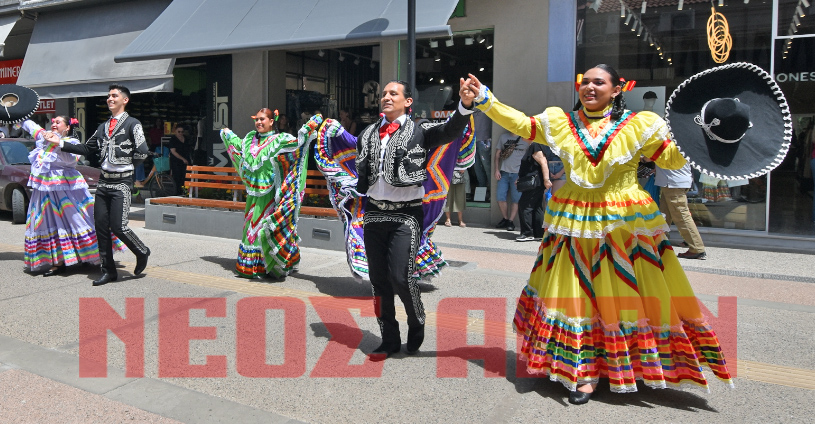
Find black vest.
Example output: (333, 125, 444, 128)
(355, 111, 470, 194)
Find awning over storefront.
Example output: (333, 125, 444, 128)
(0, 14, 20, 57)
(16, 0, 175, 99)
(115, 0, 459, 62)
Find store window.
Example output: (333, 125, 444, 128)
(774, 0, 815, 233)
(575, 0, 796, 233)
(415, 30, 494, 204)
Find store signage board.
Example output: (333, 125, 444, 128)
(35, 98, 56, 114)
(775, 72, 815, 83)
(0, 59, 22, 85)
(0, 58, 55, 114)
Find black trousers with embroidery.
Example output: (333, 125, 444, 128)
(94, 177, 150, 273)
(363, 204, 425, 347)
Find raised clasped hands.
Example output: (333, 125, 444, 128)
(43, 131, 60, 144)
(465, 74, 483, 98)
(459, 77, 476, 108)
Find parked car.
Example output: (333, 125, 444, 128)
(0, 138, 100, 224)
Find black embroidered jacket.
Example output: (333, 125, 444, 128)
(61, 112, 149, 166)
(356, 111, 470, 194)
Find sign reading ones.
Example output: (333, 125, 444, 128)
(775, 72, 815, 83)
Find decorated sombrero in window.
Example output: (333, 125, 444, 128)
(664, 62, 792, 180)
(0, 84, 40, 124)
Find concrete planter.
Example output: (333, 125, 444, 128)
(145, 199, 346, 251)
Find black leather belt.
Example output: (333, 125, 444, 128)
(101, 171, 134, 179)
(368, 198, 423, 211)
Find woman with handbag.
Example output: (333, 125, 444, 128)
(515, 142, 551, 241)
(444, 168, 468, 227)
(464, 65, 733, 404)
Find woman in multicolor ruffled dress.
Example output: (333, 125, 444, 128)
(21, 117, 125, 276)
(465, 65, 733, 404)
(220, 109, 321, 279)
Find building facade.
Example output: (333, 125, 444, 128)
(1, 0, 812, 249)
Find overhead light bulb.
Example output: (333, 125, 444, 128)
(445, 38, 454, 47)
(479, 67, 485, 72)
(625, 13, 632, 25)
(478, 35, 485, 43)
(637, 26, 643, 36)
(486, 43, 493, 49)
(678, 0, 684, 10)
(440, 79, 445, 83)
(621, 1, 626, 17)
(802, 0, 810, 8)
(338, 54, 345, 61)
(464, 37, 474, 45)
(434, 54, 441, 62)
(641, 1, 647, 13)
(429, 39, 438, 48)
(318, 49, 325, 57)
(796, 5, 806, 16)
(429, 77, 434, 82)
(794, 14, 801, 26)
(718, 0, 723, 6)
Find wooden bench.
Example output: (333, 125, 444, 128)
(149, 165, 337, 217)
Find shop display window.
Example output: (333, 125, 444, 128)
(575, 0, 815, 235)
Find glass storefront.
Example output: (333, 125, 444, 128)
(576, 0, 815, 236)
(414, 31, 495, 204)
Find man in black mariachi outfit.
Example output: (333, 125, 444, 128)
(357, 78, 476, 358)
(47, 84, 151, 286)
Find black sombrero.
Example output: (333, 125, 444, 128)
(665, 63, 792, 180)
(0, 84, 40, 124)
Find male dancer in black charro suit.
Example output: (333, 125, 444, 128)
(46, 84, 151, 286)
(356, 78, 476, 357)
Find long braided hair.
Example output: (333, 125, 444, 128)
(573, 64, 627, 121)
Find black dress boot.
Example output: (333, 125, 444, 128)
(92, 272, 118, 286)
(406, 325, 425, 355)
(134, 248, 151, 276)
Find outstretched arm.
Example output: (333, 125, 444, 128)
(465, 74, 544, 145)
(422, 77, 477, 149)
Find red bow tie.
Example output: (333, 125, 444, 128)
(379, 120, 400, 139)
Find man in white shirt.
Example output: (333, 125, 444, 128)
(48, 84, 151, 284)
(355, 78, 475, 358)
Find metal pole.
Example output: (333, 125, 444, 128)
(407, 0, 416, 98)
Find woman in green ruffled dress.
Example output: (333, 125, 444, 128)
(220, 109, 321, 278)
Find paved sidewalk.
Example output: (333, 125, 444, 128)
(1, 208, 814, 423)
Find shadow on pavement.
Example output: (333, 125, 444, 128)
(200, 255, 239, 273)
(483, 230, 519, 241)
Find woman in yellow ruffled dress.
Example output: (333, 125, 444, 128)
(465, 65, 733, 404)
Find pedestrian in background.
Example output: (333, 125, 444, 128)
(515, 142, 551, 242)
(493, 131, 527, 231)
(168, 124, 191, 195)
(653, 162, 707, 260)
(444, 168, 468, 227)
